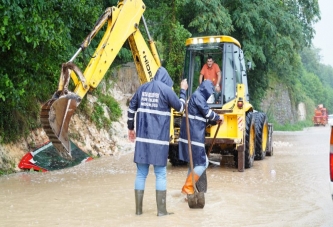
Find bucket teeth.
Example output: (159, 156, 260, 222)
(40, 93, 80, 160)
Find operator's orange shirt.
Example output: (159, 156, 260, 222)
(200, 63, 221, 86)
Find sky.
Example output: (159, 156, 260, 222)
(312, 0, 333, 67)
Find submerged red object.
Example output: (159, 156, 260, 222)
(18, 152, 48, 172)
(18, 141, 93, 171)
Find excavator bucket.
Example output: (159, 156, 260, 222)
(40, 92, 81, 160)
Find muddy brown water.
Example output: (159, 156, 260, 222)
(1, 126, 333, 227)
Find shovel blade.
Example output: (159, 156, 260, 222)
(187, 170, 207, 208)
(187, 192, 205, 209)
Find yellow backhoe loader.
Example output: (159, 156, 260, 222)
(168, 36, 274, 171)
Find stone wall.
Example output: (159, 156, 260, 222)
(260, 84, 303, 124)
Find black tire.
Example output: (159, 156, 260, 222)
(245, 112, 255, 168)
(254, 112, 268, 160)
(266, 146, 273, 156)
(168, 144, 187, 166)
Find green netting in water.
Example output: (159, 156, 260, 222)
(32, 141, 91, 171)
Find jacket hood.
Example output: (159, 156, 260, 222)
(199, 80, 214, 100)
(153, 67, 174, 87)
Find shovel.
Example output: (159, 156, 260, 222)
(185, 102, 205, 209)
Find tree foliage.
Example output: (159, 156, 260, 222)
(0, 0, 103, 142)
(225, 0, 320, 106)
(178, 0, 233, 36)
(300, 47, 333, 112)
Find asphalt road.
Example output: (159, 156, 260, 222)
(1, 126, 333, 227)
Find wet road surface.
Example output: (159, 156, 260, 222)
(1, 126, 333, 227)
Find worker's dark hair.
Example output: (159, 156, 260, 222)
(207, 55, 213, 60)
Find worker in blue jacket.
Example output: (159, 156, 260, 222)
(178, 80, 222, 195)
(127, 66, 188, 216)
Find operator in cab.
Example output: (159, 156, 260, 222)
(199, 56, 221, 103)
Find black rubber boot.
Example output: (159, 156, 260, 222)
(156, 190, 173, 216)
(135, 190, 144, 215)
(196, 170, 207, 193)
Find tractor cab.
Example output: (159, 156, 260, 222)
(183, 36, 250, 109)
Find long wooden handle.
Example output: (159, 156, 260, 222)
(185, 103, 197, 192)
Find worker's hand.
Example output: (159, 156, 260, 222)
(217, 116, 224, 125)
(181, 79, 188, 91)
(128, 130, 136, 142)
(206, 119, 217, 126)
(215, 84, 221, 92)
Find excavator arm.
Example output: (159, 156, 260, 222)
(40, 0, 161, 159)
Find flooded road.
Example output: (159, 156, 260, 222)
(1, 126, 333, 227)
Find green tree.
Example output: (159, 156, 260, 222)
(0, 0, 103, 143)
(300, 70, 325, 104)
(143, 1, 191, 89)
(177, 0, 233, 36)
(300, 46, 333, 113)
(300, 46, 321, 75)
(227, 0, 319, 105)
